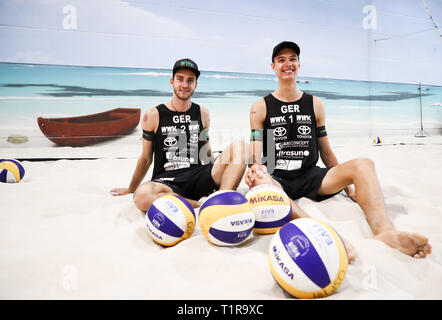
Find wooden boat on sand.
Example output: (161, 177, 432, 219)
(37, 108, 141, 147)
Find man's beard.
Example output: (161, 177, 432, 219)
(173, 87, 194, 101)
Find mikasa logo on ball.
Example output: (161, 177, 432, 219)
(146, 222, 163, 240)
(249, 195, 284, 204)
(230, 218, 253, 227)
(272, 245, 294, 280)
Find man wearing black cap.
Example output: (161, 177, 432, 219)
(245, 41, 431, 260)
(111, 58, 249, 211)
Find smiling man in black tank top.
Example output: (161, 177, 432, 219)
(111, 58, 249, 210)
(245, 41, 431, 260)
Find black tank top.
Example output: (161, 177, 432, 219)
(262, 92, 319, 176)
(152, 103, 206, 178)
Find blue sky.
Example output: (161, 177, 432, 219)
(0, 0, 441, 84)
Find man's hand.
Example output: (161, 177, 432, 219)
(245, 163, 268, 188)
(110, 188, 132, 196)
(344, 186, 357, 203)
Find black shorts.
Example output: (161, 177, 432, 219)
(151, 164, 219, 200)
(271, 166, 340, 202)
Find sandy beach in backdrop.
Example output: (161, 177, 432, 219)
(1, 136, 442, 299)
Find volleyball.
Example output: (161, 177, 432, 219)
(0, 159, 25, 183)
(372, 136, 382, 144)
(146, 194, 196, 247)
(198, 190, 255, 246)
(268, 218, 348, 299)
(245, 184, 292, 234)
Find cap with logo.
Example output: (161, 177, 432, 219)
(272, 41, 301, 61)
(173, 58, 200, 79)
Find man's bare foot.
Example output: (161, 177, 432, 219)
(374, 230, 432, 258)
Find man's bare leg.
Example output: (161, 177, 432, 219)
(134, 181, 201, 212)
(318, 158, 432, 258)
(211, 141, 250, 190)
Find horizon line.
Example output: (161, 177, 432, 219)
(1, 61, 441, 88)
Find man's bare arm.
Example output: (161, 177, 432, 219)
(110, 108, 158, 196)
(245, 99, 267, 187)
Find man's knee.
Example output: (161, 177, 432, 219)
(133, 183, 168, 212)
(352, 158, 375, 175)
(133, 189, 155, 212)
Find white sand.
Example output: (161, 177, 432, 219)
(1, 136, 442, 299)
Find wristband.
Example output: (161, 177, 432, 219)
(250, 129, 263, 141)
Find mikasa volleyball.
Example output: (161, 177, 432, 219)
(268, 218, 348, 299)
(245, 184, 292, 234)
(0, 159, 25, 183)
(146, 194, 196, 247)
(199, 190, 255, 246)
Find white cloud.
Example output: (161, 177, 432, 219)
(73, 0, 195, 39)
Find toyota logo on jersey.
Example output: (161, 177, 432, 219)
(298, 125, 311, 135)
(273, 127, 287, 137)
(164, 136, 177, 147)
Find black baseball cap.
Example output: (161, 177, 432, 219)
(272, 41, 301, 61)
(173, 58, 200, 79)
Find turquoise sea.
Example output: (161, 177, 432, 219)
(0, 62, 441, 150)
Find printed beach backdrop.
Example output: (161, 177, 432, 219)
(1, 1, 441, 158)
(1, 1, 442, 301)
(0, 62, 441, 157)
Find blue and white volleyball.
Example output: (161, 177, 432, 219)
(0, 159, 25, 183)
(245, 184, 292, 234)
(199, 190, 255, 246)
(268, 218, 348, 299)
(146, 194, 196, 247)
